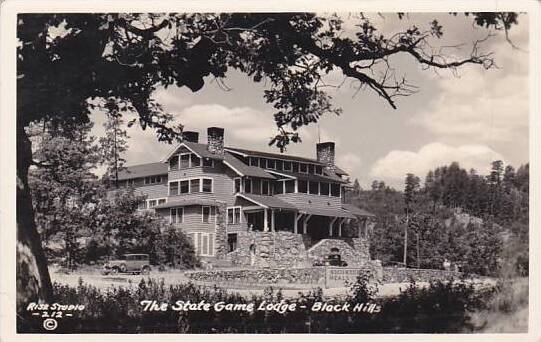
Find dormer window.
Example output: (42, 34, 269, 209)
(180, 153, 190, 168)
(299, 163, 308, 173)
(267, 159, 276, 170)
(276, 160, 283, 170)
(259, 158, 267, 168)
(249, 157, 259, 167)
(144, 176, 162, 185)
(202, 158, 214, 167)
(191, 154, 201, 167)
(283, 161, 292, 171)
(170, 156, 179, 170)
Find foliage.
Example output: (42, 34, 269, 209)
(16, 275, 513, 333)
(346, 160, 528, 276)
(157, 227, 200, 269)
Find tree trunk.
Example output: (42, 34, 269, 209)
(17, 125, 53, 309)
(403, 209, 408, 267)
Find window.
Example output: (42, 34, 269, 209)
(320, 182, 330, 196)
(158, 198, 166, 205)
(170, 155, 179, 170)
(145, 176, 162, 185)
(180, 154, 190, 168)
(191, 232, 215, 256)
(190, 179, 200, 193)
(308, 164, 315, 174)
(202, 206, 211, 223)
(309, 181, 319, 195)
(259, 158, 267, 168)
(276, 160, 283, 170)
(137, 201, 147, 210)
(284, 161, 292, 171)
(252, 179, 261, 195)
(267, 159, 276, 169)
(234, 178, 241, 193)
(191, 154, 201, 167)
(299, 163, 308, 173)
(125, 179, 136, 187)
(262, 180, 269, 195)
(315, 165, 323, 175)
(169, 181, 179, 195)
(227, 207, 242, 224)
(298, 180, 308, 193)
(228, 234, 238, 252)
(285, 179, 295, 193)
(202, 178, 213, 193)
(244, 178, 252, 193)
(331, 183, 341, 197)
(250, 157, 259, 167)
(203, 158, 214, 167)
(292, 162, 299, 173)
(170, 207, 184, 224)
(274, 181, 284, 194)
(148, 199, 157, 208)
(180, 180, 189, 194)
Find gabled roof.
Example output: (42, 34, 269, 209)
(225, 146, 324, 165)
(236, 193, 297, 210)
(342, 203, 376, 217)
(162, 142, 225, 162)
(271, 170, 348, 184)
(154, 198, 222, 209)
(223, 154, 276, 180)
(295, 204, 356, 219)
(116, 162, 168, 180)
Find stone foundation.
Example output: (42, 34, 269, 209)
(307, 238, 370, 267)
(225, 231, 310, 268)
(219, 231, 371, 269)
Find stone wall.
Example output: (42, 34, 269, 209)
(186, 267, 326, 286)
(214, 202, 228, 258)
(307, 238, 370, 267)
(382, 267, 461, 283)
(225, 231, 309, 268)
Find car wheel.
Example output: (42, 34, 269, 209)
(141, 266, 150, 275)
(110, 267, 119, 275)
(119, 264, 127, 273)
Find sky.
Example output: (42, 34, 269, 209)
(90, 13, 530, 190)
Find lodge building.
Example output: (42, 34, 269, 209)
(114, 127, 375, 268)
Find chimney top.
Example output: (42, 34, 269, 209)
(182, 131, 199, 143)
(316, 141, 336, 172)
(207, 127, 225, 154)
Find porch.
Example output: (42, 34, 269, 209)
(236, 194, 355, 239)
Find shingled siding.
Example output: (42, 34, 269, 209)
(155, 205, 216, 232)
(134, 184, 168, 200)
(275, 193, 342, 211)
(168, 161, 239, 206)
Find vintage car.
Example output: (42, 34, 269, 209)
(102, 253, 151, 275)
(313, 248, 348, 267)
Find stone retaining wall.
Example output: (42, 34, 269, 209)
(186, 267, 326, 286)
(382, 267, 461, 283)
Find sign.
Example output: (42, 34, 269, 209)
(324, 267, 380, 288)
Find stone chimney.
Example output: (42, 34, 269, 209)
(182, 131, 199, 143)
(316, 142, 335, 172)
(207, 127, 225, 154)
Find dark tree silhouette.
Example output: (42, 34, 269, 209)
(16, 12, 519, 305)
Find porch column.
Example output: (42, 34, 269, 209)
(264, 209, 269, 232)
(271, 209, 275, 232)
(338, 218, 346, 237)
(294, 212, 300, 234)
(303, 214, 312, 234)
(329, 217, 338, 237)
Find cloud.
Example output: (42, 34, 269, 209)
(409, 17, 529, 146)
(337, 152, 362, 178)
(176, 104, 278, 145)
(369, 142, 504, 189)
